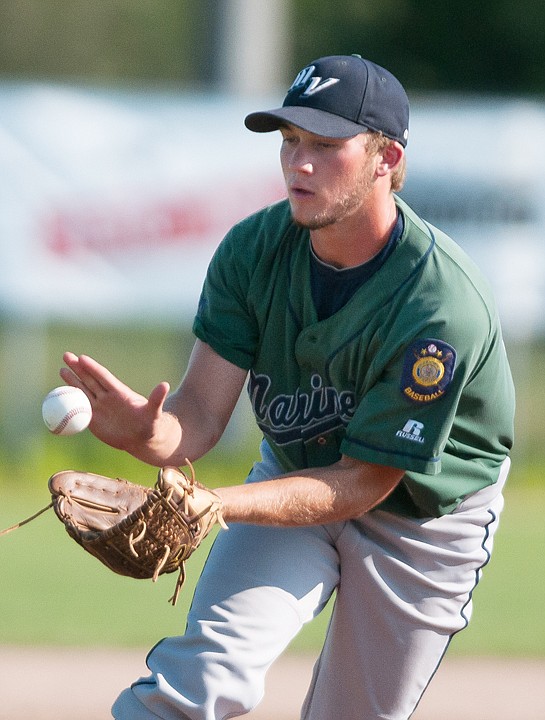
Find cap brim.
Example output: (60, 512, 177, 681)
(244, 106, 367, 139)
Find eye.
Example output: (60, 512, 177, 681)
(318, 137, 344, 150)
(281, 133, 297, 145)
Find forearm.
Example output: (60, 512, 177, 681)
(159, 395, 226, 467)
(150, 340, 246, 467)
(123, 395, 226, 468)
(216, 458, 403, 526)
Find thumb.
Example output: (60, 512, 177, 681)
(148, 382, 171, 414)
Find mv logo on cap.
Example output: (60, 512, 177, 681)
(289, 65, 340, 97)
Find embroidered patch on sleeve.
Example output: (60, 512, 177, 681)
(401, 339, 457, 403)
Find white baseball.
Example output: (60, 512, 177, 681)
(42, 386, 93, 436)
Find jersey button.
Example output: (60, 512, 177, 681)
(317, 436, 327, 445)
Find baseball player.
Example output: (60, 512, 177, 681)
(61, 54, 515, 719)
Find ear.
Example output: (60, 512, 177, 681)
(376, 142, 404, 177)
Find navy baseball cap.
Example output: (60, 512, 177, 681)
(245, 54, 409, 146)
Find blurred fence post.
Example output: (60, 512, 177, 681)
(199, 0, 292, 95)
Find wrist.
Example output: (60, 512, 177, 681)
(125, 411, 183, 467)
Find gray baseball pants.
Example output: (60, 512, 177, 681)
(112, 441, 509, 720)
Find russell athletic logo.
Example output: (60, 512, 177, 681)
(396, 419, 425, 444)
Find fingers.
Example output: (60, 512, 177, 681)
(61, 352, 170, 417)
(59, 353, 96, 399)
(61, 352, 128, 399)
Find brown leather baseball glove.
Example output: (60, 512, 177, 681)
(48, 462, 227, 605)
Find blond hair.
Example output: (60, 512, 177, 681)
(365, 131, 407, 192)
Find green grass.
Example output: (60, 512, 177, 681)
(0, 322, 543, 655)
(0, 466, 543, 656)
(448, 481, 545, 656)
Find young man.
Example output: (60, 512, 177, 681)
(61, 55, 515, 719)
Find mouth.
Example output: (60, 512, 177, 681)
(289, 184, 314, 200)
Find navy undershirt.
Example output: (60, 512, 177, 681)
(310, 212, 404, 321)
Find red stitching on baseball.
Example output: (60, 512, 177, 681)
(52, 406, 90, 435)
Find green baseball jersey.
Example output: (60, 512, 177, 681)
(193, 196, 515, 517)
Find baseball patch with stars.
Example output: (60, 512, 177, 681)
(401, 339, 456, 403)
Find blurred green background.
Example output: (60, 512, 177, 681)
(0, 0, 544, 658)
(0, 324, 543, 658)
(1, 0, 545, 95)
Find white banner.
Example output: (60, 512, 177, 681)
(1, 83, 544, 337)
(0, 83, 285, 323)
(404, 96, 545, 339)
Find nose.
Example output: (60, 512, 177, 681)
(288, 147, 313, 174)
(296, 160, 313, 174)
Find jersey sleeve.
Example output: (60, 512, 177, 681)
(193, 224, 260, 370)
(341, 332, 460, 474)
(193, 201, 296, 370)
(340, 274, 514, 517)
(340, 284, 503, 476)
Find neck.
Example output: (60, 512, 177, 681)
(310, 195, 398, 269)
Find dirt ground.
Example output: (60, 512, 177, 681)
(1, 647, 544, 719)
